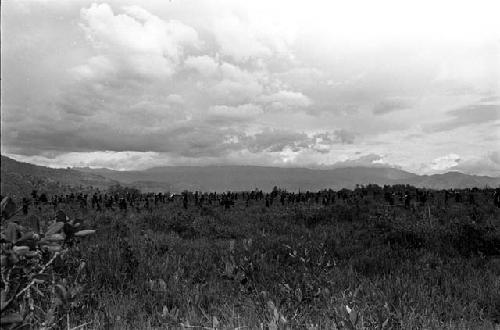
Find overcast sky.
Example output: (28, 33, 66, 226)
(1, 0, 499, 175)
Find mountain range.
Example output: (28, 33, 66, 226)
(1, 155, 499, 196)
(76, 164, 500, 192)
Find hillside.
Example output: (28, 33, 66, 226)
(0, 155, 117, 197)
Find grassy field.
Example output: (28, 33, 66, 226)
(4, 189, 500, 329)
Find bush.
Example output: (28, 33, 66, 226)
(1, 197, 95, 329)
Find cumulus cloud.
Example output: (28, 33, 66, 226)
(312, 130, 356, 146)
(430, 153, 461, 171)
(184, 55, 219, 77)
(241, 128, 355, 154)
(207, 104, 263, 121)
(213, 12, 294, 62)
(259, 90, 312, 111)
(333, 130, 356, 144)
(328, 153, 387, 168)
(243, 129, 310, 153)
(76, 3, 200, 80)
(2, 1, 499, 174)
(208, 62, 265, 104)
(2, 2, 314, 162)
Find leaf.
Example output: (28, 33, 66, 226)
(25, 251, 39, 258)
(349, 309, 358, 326)
(47, 245, 62, 252)
(17, 231, 34, 243)
(74, 230, 96, 237)
(8, 252, 19, 265)
(13, 245, 30, 256)
(4, 222, 20, 243)
(45, 222, 64, 236)
(55, 284, 67, 302)
(37, 239, 50, 246)
(46, 234, 65, 242)
(1, 197, 17, 220)
(33, 273, 50, 282)
(0, 312, 23, 325)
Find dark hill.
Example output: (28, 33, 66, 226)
(1, 155, 117, 197)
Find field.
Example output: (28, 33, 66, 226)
(2, 187, 500, 329)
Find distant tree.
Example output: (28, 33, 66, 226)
(108, 184, 141, 197)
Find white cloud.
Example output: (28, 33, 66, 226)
(184, 55, 219, 77)
(77, 3, 200, 80)
(213, 12, 295, 62)
(5, 151, 165, 171)
(2, 0, 499, 175)
(259, 90, 312, 110)
(215, 14, 271, 61)
(430, 153, 461, 171)
(165, 94, 184, 105)
(209, 62, 264, 103)
(71, 55, 116, 80)
(207, 104, 263, 120)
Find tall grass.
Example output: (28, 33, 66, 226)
(7, 194, 500, 329)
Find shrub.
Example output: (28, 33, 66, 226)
(1, 197, 95, 329)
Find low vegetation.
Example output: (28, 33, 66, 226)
(2, 187, 499, 329)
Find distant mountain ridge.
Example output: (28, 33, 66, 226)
(75, 164, 500, 192)
(2, 155, 499, 195)
(0, 155, 117, 197)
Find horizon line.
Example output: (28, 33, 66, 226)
(2, 154, 498, 178)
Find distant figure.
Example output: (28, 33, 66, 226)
(55, 209, 67, 223)
(494, 189, 500, 208)
(183, 192, 189, 210)
(22, 197, 29, 215)
(468, 192, 475, 205)
(119, 198, 127, 212)
(221, 198, 234, 210)
(404, 191, 410, 209)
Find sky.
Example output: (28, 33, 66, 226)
(1, 0, 500, 175)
